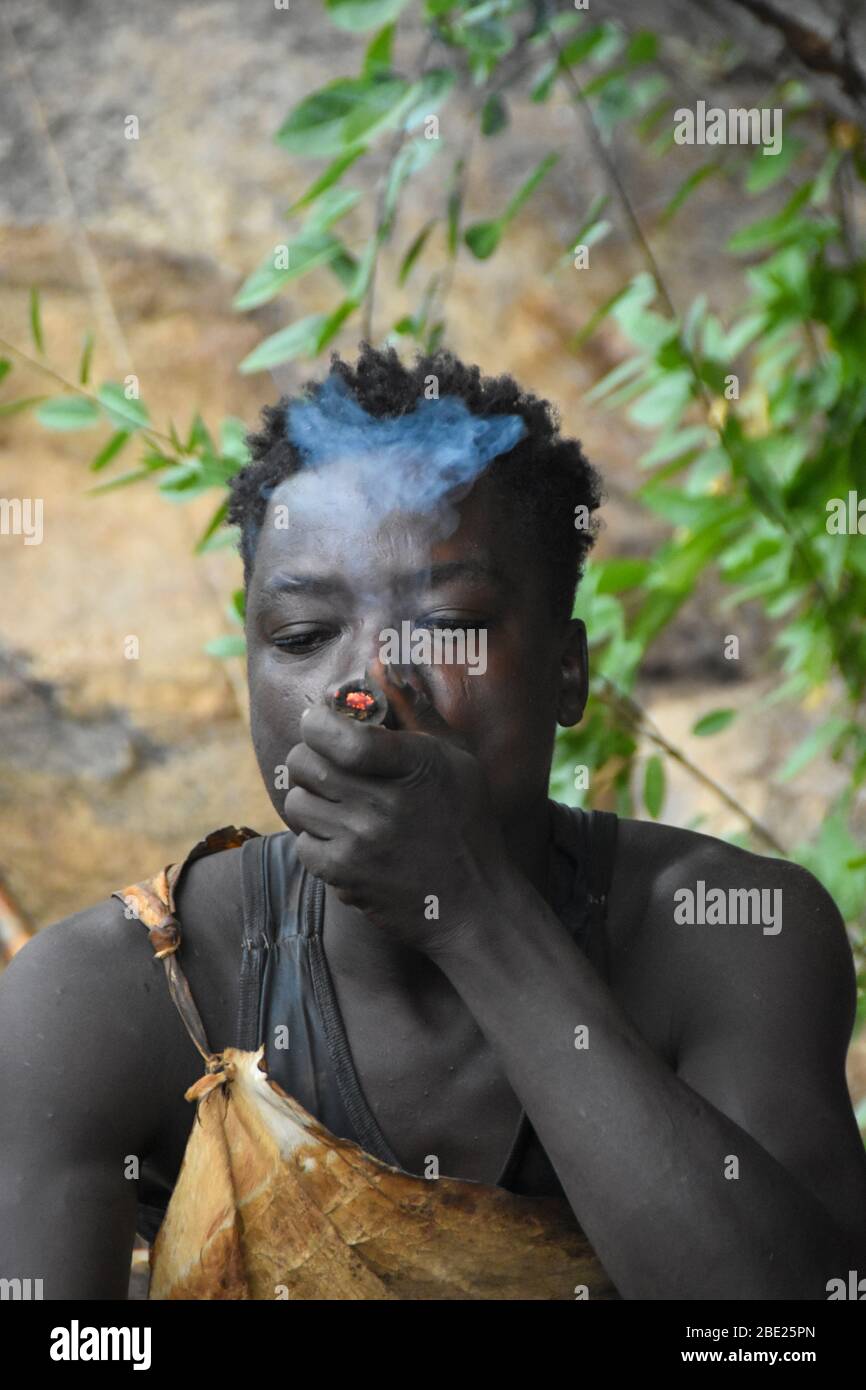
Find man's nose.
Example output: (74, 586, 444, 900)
(334, 613, 393, 686)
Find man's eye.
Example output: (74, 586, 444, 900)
(415, 615, 489, 631)
(272, 629, 334, 653)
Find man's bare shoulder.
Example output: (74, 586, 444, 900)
(609, 816, 854, 1043)
(616, 815, 843, 928)
(0, 894, 180, 1154)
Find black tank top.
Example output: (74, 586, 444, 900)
(135, 802, 618, 1240)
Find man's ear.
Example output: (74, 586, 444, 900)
(557, 618, 588, 727)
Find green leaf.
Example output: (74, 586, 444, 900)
(692, 709, 737, 737)
(184, 412, 215, 456)
(0, 359, 10, 385)
(238, 313, 330, 374)
(464, 219, 501, 259)
(325, 0, 411, 32)
(199, 523, 240, 554)
(0, 395, 47, 417)
(304, 185, 362, 232)
(643, 754, 665, 819)
(426, 319, 445, 353)
(205, 633, 247, 659)
(341, 77, 414, 147)
(585, 354, 646, 403)
(745, 134, 804, 194)
(727, 183, 814, 254)
(446, 161, 464, 255)
(233, 232, 344, 311)
(558, 25, 613, 67)
(594, 557, 651, 593)
(87, 468, 153, 495)
(530, 60, 558, 104)
(346, 233, 380, 300)
(89, 430, 131, 472)
(777, 718, 849, 781)
(465, 153, 558, 259)
(96, 383, 151, 431)
(402, 68, 456, 131)
(724, 311, 766, 358)
(662, 162, 721, 222)
(362, 21, 395, 75)
(315, 298, 357, 351)
(276, 77, 409, 157)
(29, 287, 44, 355)
(327, 245, 361, 290)
(230, 587, 246, 623)
(480, 91, 508, 136)
(791, 800, 866, 924)
(528, 9, 583, 46)
(570, 283, 632, 348)
(398, 219, 437, 284)
(626, 31, 658, 64)
(286, 146, 366, 216)
(35, 395, 101, 430)
(638, 425, 711, 470)
(78, 330, 95, 385)
(219, 417, 251, 465)
(502, 151, 558, 225)
(382, 137, 441, 232)
(194, 499, 229, 554)
(628, 371, 692, 427)
(568, 192, 609, 248)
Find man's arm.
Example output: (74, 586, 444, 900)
(0, 901, 174, 1298)
(433, 839, 866, 1301)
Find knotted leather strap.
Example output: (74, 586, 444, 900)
(111, 825, 261, 1073)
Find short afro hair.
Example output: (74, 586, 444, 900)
(227, 342, 604, 621)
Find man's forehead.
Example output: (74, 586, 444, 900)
(254, 478, 517, 597)
(258, 556, 510, 600)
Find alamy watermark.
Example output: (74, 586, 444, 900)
(378, 619, 486, 675)
(674, 101, 782, 156)
(0, 497, 43, 544)
(0, 1276, 43, 1299)
(826, 491, 866, 534)
(673, 880, 782, 935)
(49, 1321, 151, 1370)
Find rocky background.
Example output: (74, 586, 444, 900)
(1, 0, 864, 1104)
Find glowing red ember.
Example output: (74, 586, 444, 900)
(327, 677, 388, 724)
(345, 690, 375, 714)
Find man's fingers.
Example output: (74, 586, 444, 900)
(300, 704, 412, 777)
(283, 785, 335, 840)
(285, 743, 342, 800)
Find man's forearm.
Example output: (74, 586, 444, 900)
(434, 872, 855, 1300)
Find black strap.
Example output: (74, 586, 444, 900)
(585, 809, 618, 983)
(235, 835, 270, 1051)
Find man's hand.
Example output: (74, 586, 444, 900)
(283, 675, 510, 958)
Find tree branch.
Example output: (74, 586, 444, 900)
(721, 0, 866, 113)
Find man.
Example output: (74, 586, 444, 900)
(1, 344, 865, 1300)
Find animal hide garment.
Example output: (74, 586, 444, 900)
(149, 1047, 618, 1301)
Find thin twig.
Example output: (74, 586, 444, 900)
(598, 675, 788, 854)
(361, 125, 408, 342)
(0, 333, 174, 453)
(362, 31, 437, 342)
(1, 11, 133, 372)
(547, 27, 859, 686)
(721, 0, 866, 114)
(0, 333, 250, 718)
